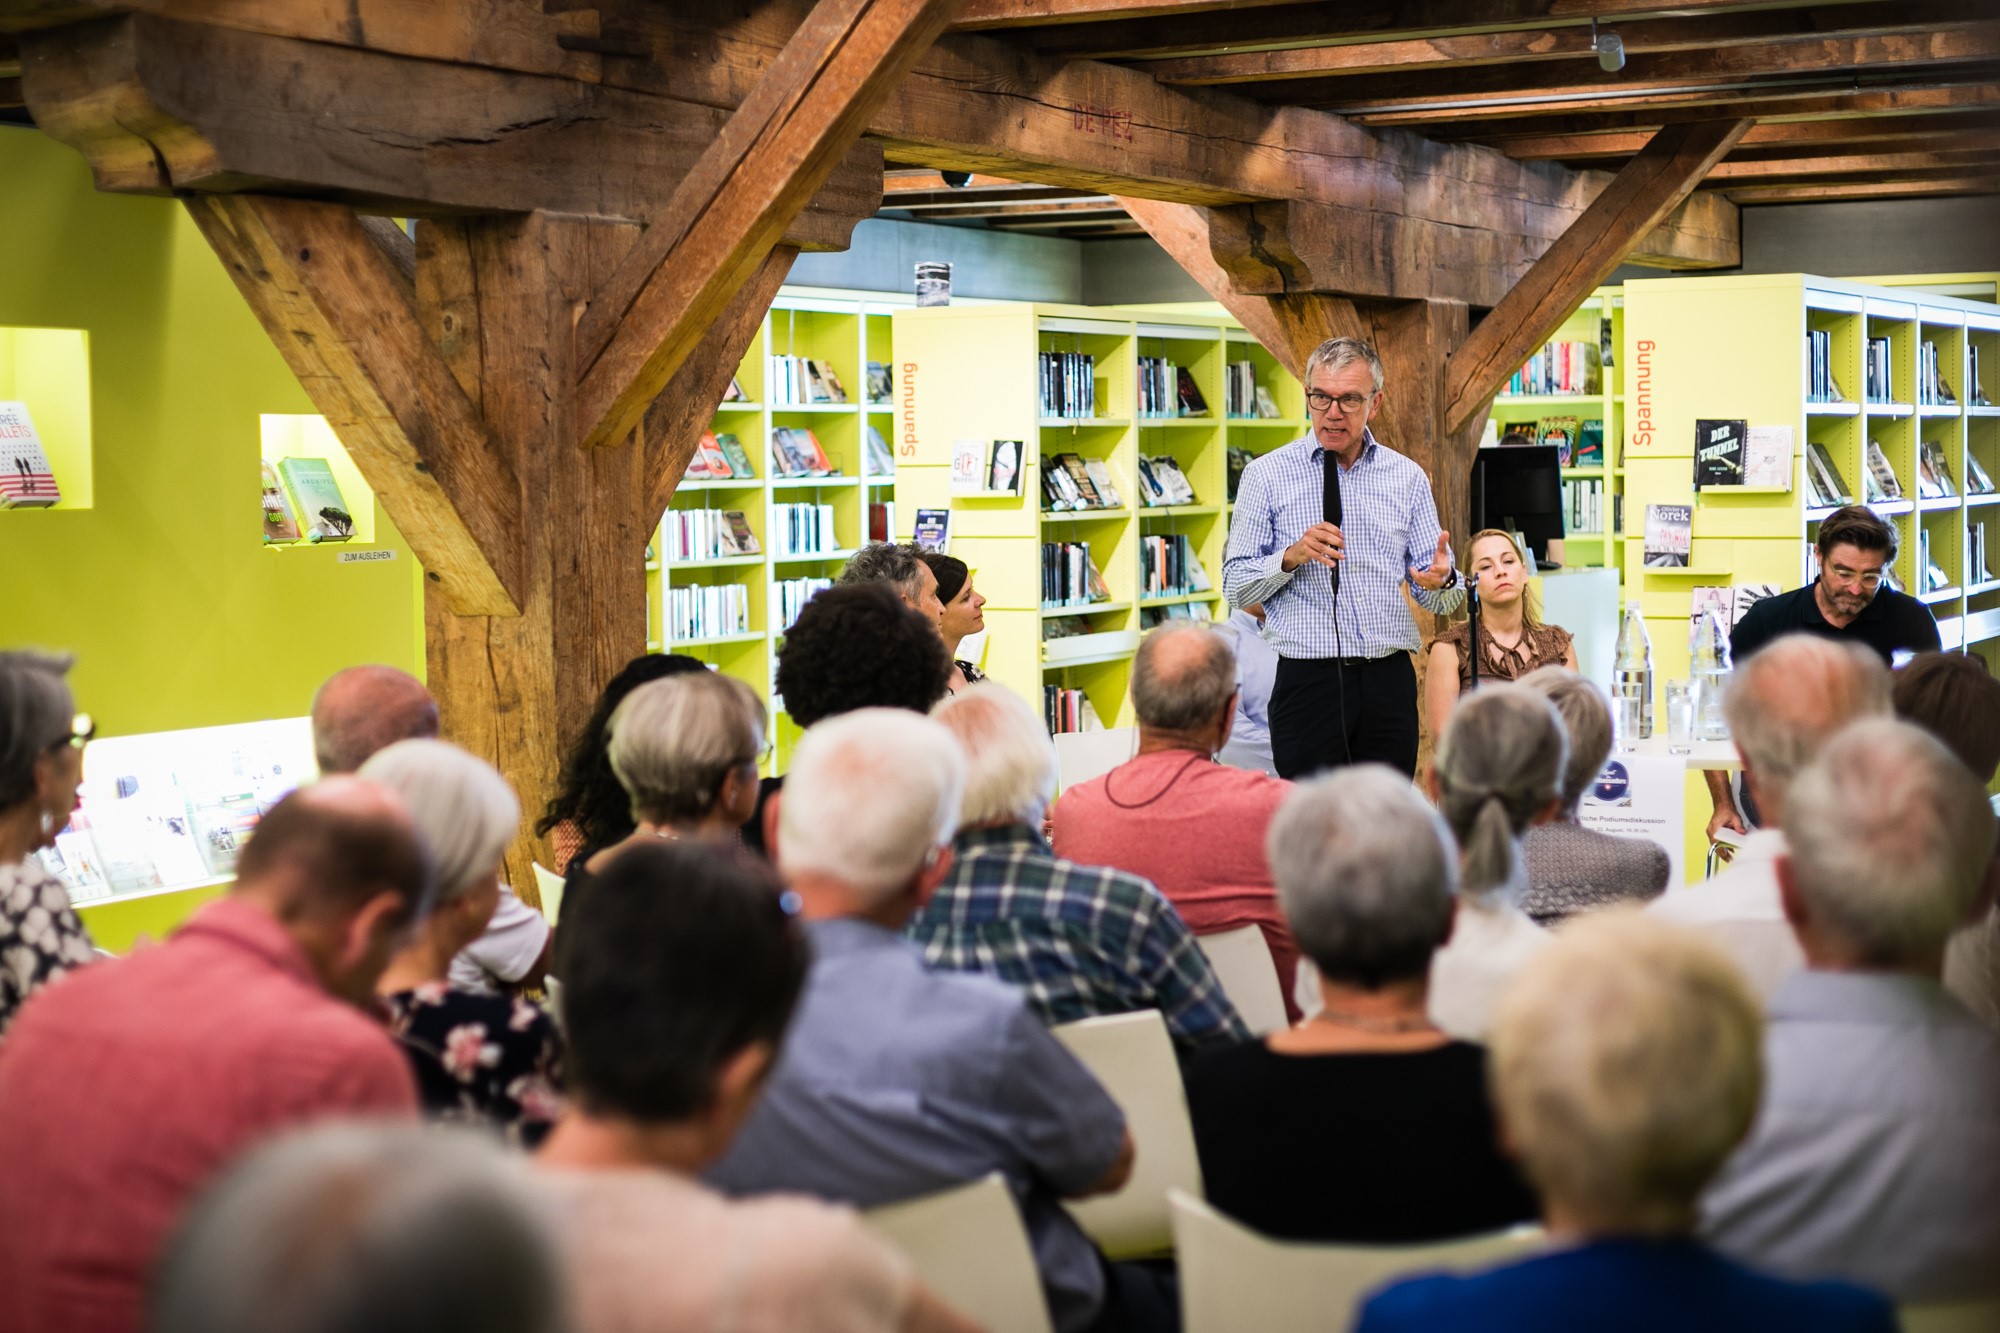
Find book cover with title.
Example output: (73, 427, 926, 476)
(1692, 419, 1748, 489)
(0, 401, 60, 508)
(1642, 504, 1692, 568)
(277, 456, 355, 542)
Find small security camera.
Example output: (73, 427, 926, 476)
(939, 170, 974, 189)
(1591, 20, 1626, 73)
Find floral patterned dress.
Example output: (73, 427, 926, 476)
(0, 856, 97, 1039)
(382, 981, 566, 1148)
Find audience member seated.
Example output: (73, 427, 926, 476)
(538, 838, 976, 1333)
(1187, 766, 1537, 1242)
(1359, 913, 1894, 1333)
(0, 650, 96, 1036)
(1518, 666, 1671, 925)
(1216, 603, 1276, 775)
(708, 710, 1159, 1333)
(365, 740, 564, 1147)
(919, 550, 989, 692)
(921, 682, 1250, 1052)
(743, 583, 953, 855)
(1892, 651, 2000, 1027)
(1648, 636, 1889, 996)
(0, 781, 427, 1333)
(152, 1123, 565, 1333)
(1053, 623, 1300, 1019)
(535, 652, 707, 872)
(314, 664, 550, 998)
(1702, 718, 2000, 1302)
(840, 541, 947, 629)
(1422, 684, 1564, 1039)
(1424, 529, 1577, 741)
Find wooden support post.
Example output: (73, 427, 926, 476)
(1442, 119, 1753, 435)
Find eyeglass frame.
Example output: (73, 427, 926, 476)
(47, 712, 94, 754)
(1305, 388, 1376, 415)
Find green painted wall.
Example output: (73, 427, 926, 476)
(0, 127, 424, 945)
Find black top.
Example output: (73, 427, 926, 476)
(1731, 581, 1940, 665)
(1187, 1039, 1538, 1243)
(383, 984, 565, 1148)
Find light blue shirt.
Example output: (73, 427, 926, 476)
(706, 918, 1129, 1332)
(1224, 430, 1463, 659)
(1218, 608, 1276, 774)
(1701, 970, 2000, 1301)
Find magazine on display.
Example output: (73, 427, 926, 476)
(1642, 504, 1692, 568)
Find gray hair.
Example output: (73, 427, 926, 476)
(1434, 684, 1567, 900)
(1132, 624, 1237, 733)
(151, 1122, 565, 1333)
(838, 542, 927, 604)
(1304, 336, 1384, 394)
(311, 665, 439, 775)
(1520, 666, 1613, 815)
(1269, 766, 1458, 988)
(356, 740, 519, 906)
(932, 683, 1059, 827)
(1783, 717, 1998, 967)
(778, 708, 966, 906)
(1492, 912, 1763, 1236)
(0, 650, 75, 810)
(608, 672, 767, 825)
(1723, 634, 1889, 808)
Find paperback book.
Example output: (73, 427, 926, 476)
(862, 424, 894, 476)
(719, 510, 760, 557)
(1918, 439, 1957, 498)
(277, 457, 355, 542)
(694, 431, 734, 478)
(988, 439, 1024, 495)
(260, 460, 301, 544)
(1573, 420, 1605, 468)
(772, 427, 836, 477)
(1744, 425, 1793, 489)
(718, 432, 757, 479)
(1226, 446, 1255, 501)
(865, 361, 893, 404)
(1083, 459, 1123, 508)
(1689, 586, 1732, 649)
(1042, 454, 1084, 511)
(950, 439, 985, 494)
(1862, 440, 1901, 503)
(1970, 520, 1993, 584)
(0, 401, 59, 509)
(1176, 367, 1209, 417)
(1967, 450, 1995, 495)
(1806, 441, 1853, 507)
(1692, 419, 1749, 489)
(912, 508, 951, 553)
(1642, 503, 1692, 568)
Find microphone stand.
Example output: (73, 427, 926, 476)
(1465, 570, 1481, 692)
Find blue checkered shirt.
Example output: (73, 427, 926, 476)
(1225, 430, 1464, 659)
(908, 824, 1251, 1051)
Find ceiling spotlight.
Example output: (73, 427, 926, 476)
(939, 170, 974, 189)
(1591, 18, 1626, 73)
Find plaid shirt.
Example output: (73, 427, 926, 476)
(1224, 430, 1464, 659)
(908, 824, 1251, 1051)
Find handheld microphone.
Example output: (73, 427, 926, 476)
(1322, 449, 1342, 594)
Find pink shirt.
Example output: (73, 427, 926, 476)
(0, 897, 417, 1333)
(1053, 751, 1302, 1021)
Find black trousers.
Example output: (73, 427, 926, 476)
(1270, 652, 1420, 780)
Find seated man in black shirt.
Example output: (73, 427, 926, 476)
(1186, 766, 1538, 1242)
(1707, 505, 1939, 842)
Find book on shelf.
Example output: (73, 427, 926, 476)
(713, 432, 753, 479)
(1806, 441, 1853, 507)
(721, 375, 748, 403)
(1966, 449, 1995, 495)
(1561, 477, 1603, 534)
(1253, 385, 1281, 419)
(912, 508, 950, 553)
(772, 502, 837, 557)
(1806, 329, 1849, 404)
(1140, 602, 1214, 627)
(1971, 346, 1991, 407)
(1970, 520, 1993, 584)
(1039, 350, 1097, 419)
(0, 401, 60, 509)
(1224, 361, 1262, 418)
(1052, 453, 1101, 508)
(1226, 446, 1254, 501)
(1042, 454, 1083, 511)
(1137, 356, 1181, 417)
(987, 439, 1024, 495)
(868, 500, 894, 545)
(1042, 615, 1093, 641)
(1862, 440, 1901, 503)
(771, 426, 837, 478)
(1744, 425, 1793, 489)
(1177, 367, 1209, 416)
(277, 457, 355, 542)
(865, 361, 893, 404)
(768, 354, 848, 406)
(1041, 540, 1112, 606)
(1536, 415, 1580, 464)
(1140, 455, 1196, 506)
(862, 424, 894, 476)
(1919, 439, 1957, 498)
(1503, 338, 1599, 397)
(1141, 533, 1211, 598)
(1865, 335, 1894, 403)
(1573, 420, 1605, 469)
(259, 460, 301, 544)
(1692, 418, 1749, 489)
(1043, 686, 1104, 736)
(720, 510, 760, 556)
(950, 439, 984, 494)
(1083, 458, 1123, 508)
(666, 583, 750, 641)
(776, 577, 832, 632)
(1917, 341, 1958, 407)
(1642, 503, 1691, 568)
(694, 431, 735, 478)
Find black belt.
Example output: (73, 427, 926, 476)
(1285, 653, 1399, 668)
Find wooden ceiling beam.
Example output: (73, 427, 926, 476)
(1483, 112, 2000, 160)
(952, 0, 1302, 24)
(573, 0, 959, 453)
(1140, 0, 1982, 87)
(1707, 148, 2000, 181)
(1437, 83, 2000, 139)
(1352, 76, 1999, 127)
(1721, 175, 1999, 202)
(1442, 119, 1750, 435)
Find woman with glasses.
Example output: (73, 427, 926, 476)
(0, 651, 98, 1035)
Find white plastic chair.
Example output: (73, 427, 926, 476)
(1051, 1009, 1202, 1260)
(531, 862, 565, 926)
(1197, 924, 1289, 1035)
(1052, 727, 1138, 793)
(864, 1173, 1054, 1333)
(1171, 1189, 1541, 1333)
(1899, 1299, 2000, 1333)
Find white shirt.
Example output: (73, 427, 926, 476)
(448, 884, 552, 994)
(1427, 896, 1550, 1041)
(1646, 830, 1804, 998)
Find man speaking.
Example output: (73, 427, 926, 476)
(1224, 337, 1463, 779)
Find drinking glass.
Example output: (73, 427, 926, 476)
(1664, 679, 1696, 754)
(1613, 695, 1645, 752)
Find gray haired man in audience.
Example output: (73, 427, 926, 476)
(708, 709, 1159, 1333)
(839, 542, 946, 630)
(1702, 717, 2000, 1302)
(1648, 635, 1890, 994)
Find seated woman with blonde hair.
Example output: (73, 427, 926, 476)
(1425, 529, 1577, 741)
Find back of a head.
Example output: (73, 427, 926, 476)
(562, 840, 807, 1121)
(838, 541, 926, 603)
(1131, 623, 1237, 733)
(235, 779, 433, 924)
(535, 652, 707, 840)
(1783, 717, 1998, 968)
(1268, 766, 1458, 988)
(312, 666, 439, 775)
(1723, 634, 1890, 804)
(0, 649, 74, 810)
(1490, 912, 1763, 1236)
(777, 708, 966, 906)
(931, 682, 1058, 827)
(1434, 684, 1568, 898)
(1893, 651, 2000, 784)
(606, 672, 767, 824)
(356, 740, 518, 906)
(1519, 666, 1613, 814)
(774, 583, 951, 727)
(151, 1122, 564, 1333)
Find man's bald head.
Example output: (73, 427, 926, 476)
(312, 666, 439, 775)
(235, 777, 433, 926)
(1723, 634, 1891, 815)
(1132, 623, 1238, 734)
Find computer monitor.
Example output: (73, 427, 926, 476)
(1469, 444, 1565, 568)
